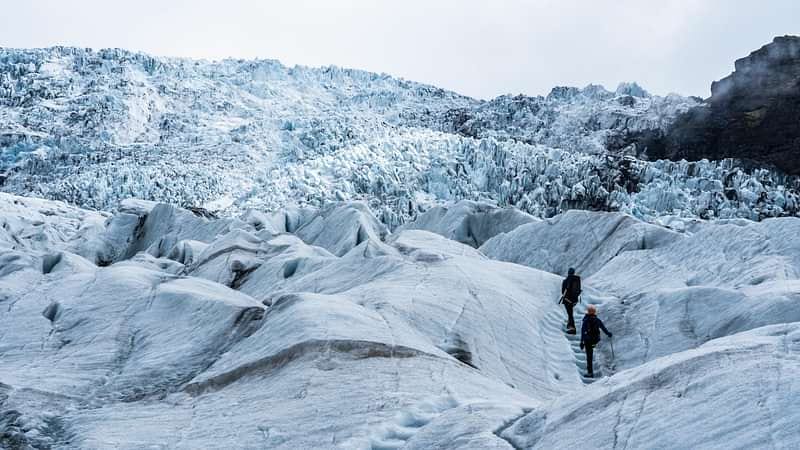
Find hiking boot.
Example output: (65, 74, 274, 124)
(566, 326, 576, 335)
(584, 372, 594, 378)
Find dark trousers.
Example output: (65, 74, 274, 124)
(563, 301, 576, 330)
(585, 344, 594, 376)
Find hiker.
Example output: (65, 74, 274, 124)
(560, 268, 581, 334)
(580, 304, 612, 378)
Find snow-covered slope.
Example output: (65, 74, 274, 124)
(396, 199, 538, 247)
(4, 47, 797, 226)
(1, 193, 799, 449)
(480, 209, 681, 276)
(2, 44, 800, 449)
(0, 195, 564, 448)
(500, 324, 800, 449)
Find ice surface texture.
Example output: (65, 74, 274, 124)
(1, 193, 799, 449)
(3, 47, 797, 228)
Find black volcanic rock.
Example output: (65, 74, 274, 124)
(621, 36, 800, 174)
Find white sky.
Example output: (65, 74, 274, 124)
(1, 0, 798, 99)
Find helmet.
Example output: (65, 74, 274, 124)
(568, 267, 575, 275)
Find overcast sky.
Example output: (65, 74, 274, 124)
(2, 1, 798, 99)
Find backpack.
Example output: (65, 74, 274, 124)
(564, 275, 581, 301)
(585, 317, 601, 345)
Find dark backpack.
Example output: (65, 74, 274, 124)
(564, 275, 581, 301)
(585, 317, 601, 345)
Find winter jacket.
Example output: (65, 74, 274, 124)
(561, 275, 581, 302)
(581, 315, 611, 347)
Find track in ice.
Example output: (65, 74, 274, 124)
(544, 298, 608, 384)
(337, 394, 459, 449)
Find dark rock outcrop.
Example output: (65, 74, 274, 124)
(619, 36, 800, 174)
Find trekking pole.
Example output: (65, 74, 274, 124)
(610, 336, 615, 361)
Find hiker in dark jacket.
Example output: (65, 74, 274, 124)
(580, 304, 612, 378)
(560, 268, 581, 334)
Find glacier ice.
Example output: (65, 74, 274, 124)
(480, 209, 681, 276)
(2, 45, 800, 449)
(1, 193, 799, 448)
(396, 199, 538, 247)
(3, 47, 798, 229)
(500, 324, 800, 449)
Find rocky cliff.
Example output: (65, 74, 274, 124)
(619, 36, 800, 174)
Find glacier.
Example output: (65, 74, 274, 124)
(2, 47, 799, 227)
(1, 192, 798, 449)
(2, 44, 800, 449)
